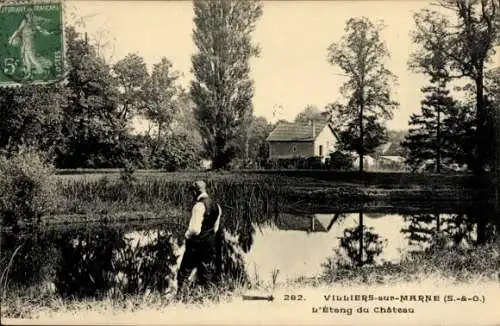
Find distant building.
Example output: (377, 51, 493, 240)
(266, 120, 337, 163)
(352, 154, 377, 170)
(373, 142, 408, 171)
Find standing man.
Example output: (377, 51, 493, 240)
(176, 180, 222, 297)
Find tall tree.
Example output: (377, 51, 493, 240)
(441, 99, 482, 170)
(246, 116, 274, 166)
(410, 0, 499, 175)
(190, 0, 263, 170)
(327, 17, 398, 175)
(143, 57, 182, 140)
(294, 105, 329, 123)
(337, 115, 388, 157)
(403, 82, 457, 173)
(57, 27, 123, 168)
(486, 68, 500, 207)
(113, 53, 149, 125)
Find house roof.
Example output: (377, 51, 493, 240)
(275, 214, 337, 233)
(379, 155, 405, 163)
(377, 142, 403, 156)
(266, 121, 333, 142)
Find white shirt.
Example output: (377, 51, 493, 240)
(185, 192, 222, 239)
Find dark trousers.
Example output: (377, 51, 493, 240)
(177, 234, 219, 294)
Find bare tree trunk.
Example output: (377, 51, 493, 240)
(475, 75, 487, 244)
(475, 75, 486, 176)
(494, 79, 500, 234)
(436, 107, 441, 174)
(359, 102, 364, 178)
(358, 211, 364, 267)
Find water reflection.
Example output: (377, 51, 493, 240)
(245, 212, 416, 282)
(401, 201, 498, 250)
(1, 221, 248, 299)
(1, 204, 498, 299)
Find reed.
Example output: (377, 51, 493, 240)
(321, 240, 500, 285)
(50, 174, 287, 223)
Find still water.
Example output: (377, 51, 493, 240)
(247, 213, 411, 281)
(1, 205, 497, 298)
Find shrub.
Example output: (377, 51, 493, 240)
(152, 134, 201, 171)
(327, 151, 355, 170)
(0, 149, 56, 227)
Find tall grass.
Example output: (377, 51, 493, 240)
(51, 175, 288, 223)
(321, 239, 500, 285)
(49, 171, 476, 220)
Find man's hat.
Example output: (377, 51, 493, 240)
(190, 180, 206, 193)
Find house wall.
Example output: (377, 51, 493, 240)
(268, 141, 314, 159)
(313, 127, 337, 161)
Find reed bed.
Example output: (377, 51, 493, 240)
(321, 240, 500, 285)
(50, 174, 289, 220)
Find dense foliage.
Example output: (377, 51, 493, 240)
(0, 149, 56, 228)
(409, 0, 499, 175)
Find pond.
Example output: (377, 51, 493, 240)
(1, 201, 498, 300)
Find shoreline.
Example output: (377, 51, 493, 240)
(1, 184, 485, 229)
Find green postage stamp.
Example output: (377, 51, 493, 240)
(0, 1, 64, 85)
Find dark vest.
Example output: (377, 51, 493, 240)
(196, 196, 221, 239)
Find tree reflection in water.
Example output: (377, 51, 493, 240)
(402, 202, 498, 252)
(1, 219, 251, 299)
(324, 212, 388, 269)
(0, 225, 178, 299)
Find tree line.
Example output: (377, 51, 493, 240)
(402, 0, 499, 176)
(0, 0, 498, 173)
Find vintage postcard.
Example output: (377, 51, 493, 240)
(0, 0, 499, 325)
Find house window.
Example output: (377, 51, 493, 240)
(319, 145, 323, 156)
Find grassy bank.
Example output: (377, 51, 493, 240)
(320, 240, 500, 285)
(43, 171, 481, 222)
(54, 169, 473, 188)
(2, 237, 500, 318)
(2, 241, 499, 321)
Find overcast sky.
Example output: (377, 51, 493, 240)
(67, 0, 456, 131)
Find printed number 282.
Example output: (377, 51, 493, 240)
(284, 294, 304, 301)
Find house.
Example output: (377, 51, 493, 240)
(352, 154, 377, 170)
(373, 142, 408, 171)
(275, 213, 340, 233)
(266, 120, 337, 163)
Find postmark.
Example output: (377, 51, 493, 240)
(0, 1, 64, 85)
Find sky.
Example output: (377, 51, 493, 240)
(67, 0, 451, 131)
